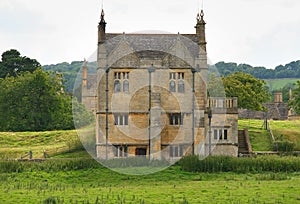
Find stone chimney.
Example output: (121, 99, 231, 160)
(274, 91, 283, 104)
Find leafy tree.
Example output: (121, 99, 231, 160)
(0, 69, 75, 131)
(289, 81, 300, 114)
(222, 72, 271, 111)
(0, 49, 40, 78)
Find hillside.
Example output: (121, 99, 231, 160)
(239, 119, 300, 151)
(0, 130, 90, 159)
(43, 61, 97, 93)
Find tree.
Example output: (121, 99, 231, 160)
(222, 72, 271, 111)
(0, 49, 40, 78)
(289, 81, 300, 114)
(0, 69, 76, 131)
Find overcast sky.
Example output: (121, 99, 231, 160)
(1, 0, 299, 68)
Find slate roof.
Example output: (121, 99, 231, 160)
(238, 103, 289, 120)
(104, 33, 200, 58)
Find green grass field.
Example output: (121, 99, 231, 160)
(265, 78, 299, 91)
(0, 164, 300, 203)
(0, 120, 300, 203)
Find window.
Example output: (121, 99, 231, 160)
(169, 145, 186, 157)
(169, 81, 176, 92)
(214, 130, 218, 140)
(114, 72, 129, 93)
(123, 80, 129, 92)
(224, 130, 228, 140)
(114, 113, 129, 126)
(169, 72, 185, 93)
(169, 113, 183, 125)
(114, 146, 128, 158)
(219, 130, 223, 140)
(114, 81, 121, 92)
(178, 80, 184, 93)
(212, 129, 229, 140)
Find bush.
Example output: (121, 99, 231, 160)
(178, 155, 300, 173)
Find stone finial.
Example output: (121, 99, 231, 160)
(98, 9, 107, 43)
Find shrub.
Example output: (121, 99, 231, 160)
(178, 155, 300, 173)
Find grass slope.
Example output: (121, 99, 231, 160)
(0, 130, 89, 159)
(265, 78, 299, 91)
(239, 119, 300, 151)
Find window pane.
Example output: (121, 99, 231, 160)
(174, 146, 179, 157)
(169, 81, 176, 92)
(179, 145, 184, 156)
(219, 130, 223, 140)
(174, 115, 179, 125)
(114, 146, 118, 157)
(120, 115, 123, 125)
(123, 80, 129, 92)
(124, 146, 128, 157)
(114, 81, 121, 92)
(224, 130, 228, 140)
(114, 115, 118, 125)
(169, 114, 173, 125)
(180, 114, 183, 125)
(119, 147, 123, 157)
(178, 81, 184, 93)
(214, 130, 218, 140)
(124, 114, 129, 125)
(169, 146, 173, 157)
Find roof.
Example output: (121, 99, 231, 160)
(104, 33, 200, 58)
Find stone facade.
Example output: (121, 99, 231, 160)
(82, 9, 239, 159)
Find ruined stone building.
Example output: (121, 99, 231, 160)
(82, 9, 239, 160)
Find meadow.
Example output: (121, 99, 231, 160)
(0, 119, 300, 203)
(265, 78, 299, 91)
(1, 160, 300, 204)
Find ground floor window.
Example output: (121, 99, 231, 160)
(169, 144, 186, 157)
(213, 128, 228, 140)
(113, 146, 128, 157)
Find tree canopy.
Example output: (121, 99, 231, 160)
(213, 60, 300, 79)
(289, 81, 300, 114)
(0, 49, 40, 78)
(222, 72, 271, 111)
(0, 49, 93, 131)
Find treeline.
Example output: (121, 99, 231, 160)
(212, 60, 300, 79)
(43, 61, 97, 93)
(43, 60, 300, 94)
(0, 49, 93, 132)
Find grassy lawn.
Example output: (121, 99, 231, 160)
(265, 78, 299, 91)
(269, 120, 300, 150)
(0, 166, 299, 204)
(0, 122, 300, 203)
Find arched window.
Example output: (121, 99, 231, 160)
(114, 80, 120, 92)
(123, 80, 129, 92)
(169, 81, 176, 92)
(178, 80, 184, 93)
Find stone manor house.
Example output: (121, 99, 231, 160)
(82, 9, 239, 160)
